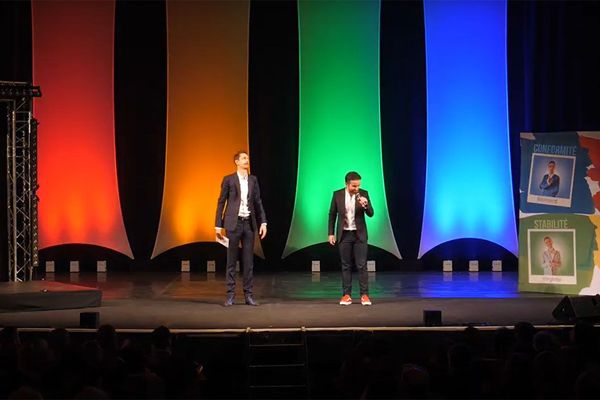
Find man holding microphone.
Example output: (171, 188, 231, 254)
(328, 171, 374, 306)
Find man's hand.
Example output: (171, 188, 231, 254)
(259, 224, 267, 239)
(358, 196, 369, 208)
(216, 227, 224, 241)
(328, 235, 336, 245)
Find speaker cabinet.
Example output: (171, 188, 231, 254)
(552, 295, 600, 323)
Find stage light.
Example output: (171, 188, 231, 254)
(443, 260, 453, 272)
(367, 260, 376, 272)
(69, 261, 79, 273)
(207, 260, 216, 273)
(0, 82, 41, 98)
(311, 260, 320, 273)
(284, 0, 400, 259)
(492, 260, 503, 272)
(469, 260, 479, 272)
(418, 0, 517, 258)
(181, 260, 190, 273)
(45, 261, 55, 273)
(96, 261, 107, 273)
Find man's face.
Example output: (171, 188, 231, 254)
(544, 238, 553, 248)
(235, 153, 249, 169)
(548, 163, 555, 174)
(346, 179, 361, 195)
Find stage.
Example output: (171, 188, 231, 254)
(0, 271, 564, 331)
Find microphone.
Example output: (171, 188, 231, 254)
(356, 192, 367, 208)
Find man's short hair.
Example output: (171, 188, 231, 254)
(548, 160, 556, 165)
(234, 151, 248, 162)
(544, 236, 551, 241)
(345, 171, 361, 183)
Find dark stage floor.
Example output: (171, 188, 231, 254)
(0, 271, 562, 330)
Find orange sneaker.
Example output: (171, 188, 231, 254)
(339, 295, 352, 305)
(361, 295, 372, 306)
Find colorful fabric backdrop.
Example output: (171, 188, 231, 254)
(19, 0, 600, 266)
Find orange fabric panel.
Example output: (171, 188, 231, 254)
(33, 0, 132, 257)
(153, 0, 250, 257)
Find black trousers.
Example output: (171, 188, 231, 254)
(226, 218, 255, 296)
(339, 230, 368, 296)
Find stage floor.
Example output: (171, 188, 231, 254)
(0, 271, 562, 330)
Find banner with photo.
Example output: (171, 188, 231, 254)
(519, 132, 600, 295)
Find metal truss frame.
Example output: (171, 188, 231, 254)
(1, 81, 41, 282)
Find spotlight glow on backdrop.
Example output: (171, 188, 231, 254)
(284, 0, 400, 258)
(33, 0, 132, 257)
(418, 0, 517, 258)
(152, 0, 255, 258)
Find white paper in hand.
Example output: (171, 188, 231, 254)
(216, 234, 229, 248)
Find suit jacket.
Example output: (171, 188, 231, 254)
(328, 188, 374, 242)
(215, 173, 267, 232)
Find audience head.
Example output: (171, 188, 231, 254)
(515, 321, 536, 344)
(151, 325, 172, 350)
(494, 327, 515, 359)
(462, 325, 482, 351)
(533, 330, 560, 353)
(96, 324, 118, 352)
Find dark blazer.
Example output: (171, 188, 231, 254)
(328, 188, 374, 242)
(215, 173, 267, 232)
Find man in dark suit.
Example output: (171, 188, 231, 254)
(215, 151, 267, 307)
(328, 171, 374, 306)
(538, 160, 560, 197)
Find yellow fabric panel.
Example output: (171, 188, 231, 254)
(153, 0, 251, 257)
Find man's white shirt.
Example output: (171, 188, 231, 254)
(237, 172, 250, 217)
(344, 189, 357, 231)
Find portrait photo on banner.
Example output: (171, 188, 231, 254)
(527, 153, 576, 208)
(527, 229, 577, 285)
